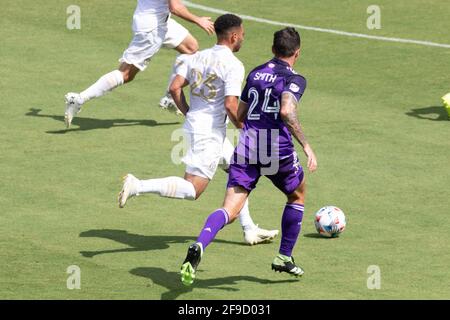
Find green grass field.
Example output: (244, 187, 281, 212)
(1, 0, 449, 300)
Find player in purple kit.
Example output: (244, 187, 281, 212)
(180, 27, 318, 285)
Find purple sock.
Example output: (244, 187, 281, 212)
(279, 203, 304, 257)
(196, 208, 229, 250)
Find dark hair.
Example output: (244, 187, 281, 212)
(273, 27, 301, 57)
(214, 14, 243, 37)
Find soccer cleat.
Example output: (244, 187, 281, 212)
(64, 92, 83, 128)
(442, 93, 450, 118)
(159, 93, 183, 115)
(244, 225, 279, 245)
(271, 255, 304, 277)
(180, 243, 203, 286)
(118, 174, 139, 208)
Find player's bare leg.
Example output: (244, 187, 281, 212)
(119, 62, 140, 84)
(222, 186, 250, 222)
(183, 172, 210, 199)
(64, 62, 138, 128)
(271, 179, 306, 277)
(174, 34, 199, 54)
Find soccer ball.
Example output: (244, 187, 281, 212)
(314, 206, 346, 238)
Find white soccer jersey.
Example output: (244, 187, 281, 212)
(133, 0, 170, 32)
(176, 45, 245, 135)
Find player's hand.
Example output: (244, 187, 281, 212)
(197, 17, 215, 35)
(303, 144, 317, 172)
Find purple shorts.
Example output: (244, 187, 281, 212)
(227, 152, 304, 195)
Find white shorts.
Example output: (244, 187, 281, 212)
(119, 18, 189, 71)
(162, 18, 189, 49)
(218, 137, 235, 172)
(182, 132, 235, 180)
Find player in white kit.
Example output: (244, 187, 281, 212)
(118, 14, 279, 245)
(64, 0, 215, 128)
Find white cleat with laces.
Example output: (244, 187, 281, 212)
(64, 92, 83, 128)
(244, 226, 279, 245)
(159, 93, 183, 115)
(118, 174, 140, 208)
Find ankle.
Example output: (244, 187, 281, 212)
(277, 254, 291, 262)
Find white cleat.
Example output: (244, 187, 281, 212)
(244, 226, 279, 245)
(64, 92, 83, 128)
(159, 93, 183, 115)
(118, 174, 139, 208)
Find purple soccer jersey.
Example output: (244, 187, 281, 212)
(228, 58, 307, 195)
(239, 57, 306, 159)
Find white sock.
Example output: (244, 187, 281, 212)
(238, 199, 257, 231)
(137, 176, 196, 200)
(79, 70, 124, 103)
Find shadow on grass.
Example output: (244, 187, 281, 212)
(26, 108, 179, 133)
(79, 229, 245, 258)
(405, 106, 449, 121)
(130, 267, 299, 300)
(302, 233, 324, 239)
(303, 233, 341, 239)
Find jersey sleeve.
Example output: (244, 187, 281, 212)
(283, 75, 307, 101)
(174, 54, 190, 79)
(224, 62, 245, 97)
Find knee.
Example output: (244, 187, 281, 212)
(287, 180, 306, 204)
(119, 64, 138, 83)
(287, 191, 305, 204)
(183, 38, 199, 54)
(193, 186, 204, 200)
(188, 42, 199, 54)
(121, 70, 135, 83)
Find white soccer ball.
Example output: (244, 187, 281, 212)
(314, 206, 346, 238)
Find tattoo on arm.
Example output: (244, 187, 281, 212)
(281, 92, 308, 147)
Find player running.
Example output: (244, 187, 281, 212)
(64, 0, 215, 128)
(180, 27, 318, 285)
(118, 14, 279, 246)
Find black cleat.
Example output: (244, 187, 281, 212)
(180, 243, 203, 286)
(271, 255, 304, 277)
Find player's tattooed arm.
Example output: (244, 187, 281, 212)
(281, 92, 318, 172)
(169, 75, 190, 115)
(281, 92, 308, 147)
